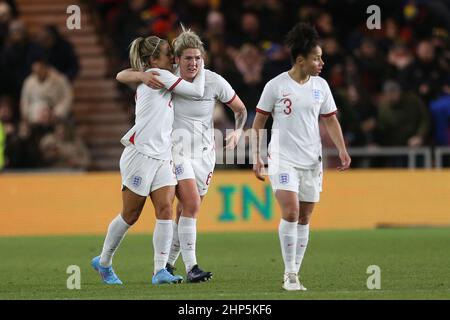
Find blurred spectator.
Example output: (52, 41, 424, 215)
(259, 0, 294, 41)
(228, 11, 264, 50)
(261, 41, 291, 84)
(0, 120, 4, 170)
(337, 84, 378, 147)
(94, 0, 126, 21)
(0, 1, 12, 47)
(178, 0, 210, 32)
(143, 0, 178, 38)
(386, 43, 415, 90)
(0, 1, 12, 97)
(353, 37, 387, 94)
(0, 95, 15, 136)
(315, 11, 334, 38)
(321, 36, 346, 89)
(0, 94, 43, 170)
(0, 20, 41, 118)
(20, 56, 73, 127)
(3, 120, 42, 168)
(429, 77, 450, 146)
(377, 80, 430, 147)
(204, 10, 226, 41)
(410, 39, 445, 103)
(233, 43, 264, 125)
(39, 121, 91, 170)
(36, 25, 80, 82)
(207, 36, 240, 84)
(111, 0, 150, 61)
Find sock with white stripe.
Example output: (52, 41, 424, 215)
(99, 213, 131, 267)
(178, 216, 198, 272)
(167, 221, 181, 266)
(279, 218, 298, 274)
(153, 219, 173, 274)
(295, 223, 310, 275)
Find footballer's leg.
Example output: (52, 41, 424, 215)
(177, 179, 212, 282)
(150, 185, 183, 284)
(92, 187, 145, 284)
(275, 189, 302, 291)
(296, 202, 314, 276)
(166, 200, 183, 275)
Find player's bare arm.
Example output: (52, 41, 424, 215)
(251, 112, 269, 181)
(321, 114, 351, 171)
(225, 95, 247, 149)
(116, 68, 164, 89)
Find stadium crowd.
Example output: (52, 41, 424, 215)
(0, 0, 449, 170)
(0, 0, 91, 170)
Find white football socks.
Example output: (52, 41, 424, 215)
(100, 213, 131, 267)
(178, 216, 198, 272)
(295, 223, 310, 274)
(279, 218, 298, 274)
(153, 219, 173, 274)
(167, 221, 181, 266)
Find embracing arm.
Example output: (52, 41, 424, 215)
(169, 65, 205, 98)
(321, 114, 351, 171)
(116, 68, 164, 89)
(116, 65, 205, 98)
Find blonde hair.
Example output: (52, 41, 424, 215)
(172, 24, 205, 57)
(129, 36, 166, 71)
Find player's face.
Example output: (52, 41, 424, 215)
(152, 42, 174, 72)
(176, 48, 202, 81)
(302, 45, 324, 76)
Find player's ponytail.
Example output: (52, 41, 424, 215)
(129, 36, 166, 71)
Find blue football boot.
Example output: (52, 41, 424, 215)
(152, 268, 183, 284)
(91, 256, 123, 285)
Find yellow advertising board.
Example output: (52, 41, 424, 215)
(0, 170, 449, 236)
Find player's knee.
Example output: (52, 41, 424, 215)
(299, 210, 313, 224)
(298, 215, 311, 225)
(156, 202, 173, 220)
(283, 206, 299, 222)
(122, 209, 142, 225)
(181, 198, 200, 217)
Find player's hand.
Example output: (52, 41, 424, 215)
(337, 150, 351, 171)
(224, 129, 243, 150)
(253, 157, 266, 181)
(140, 71, 164, 89)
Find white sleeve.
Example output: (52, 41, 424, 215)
(214, 73, 236, 104)
(319, 80, 337, 117)
(256, 80, 276, 115)
(153, 67, 205, 98)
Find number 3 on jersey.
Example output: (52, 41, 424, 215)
(282, 98, 292, 115)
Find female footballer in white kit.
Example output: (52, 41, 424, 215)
(116, 28, 247, 282)
(91, 35, 206, 285)
(252, 23, 351, 291)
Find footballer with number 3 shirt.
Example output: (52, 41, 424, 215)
(252, 23, 351, 291)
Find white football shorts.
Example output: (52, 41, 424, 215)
(268, 161, 323, 203)
(119, 145, 177, 196)
(173, 150, 215, 196)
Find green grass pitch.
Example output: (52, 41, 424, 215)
(0, 228, 449, 299)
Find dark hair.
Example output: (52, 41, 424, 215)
(285, 22, 320, 62)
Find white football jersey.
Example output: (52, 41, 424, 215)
(256, 72, 337, 169)
(172, 69, 236, 158)
(120, 67, 205, 160)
